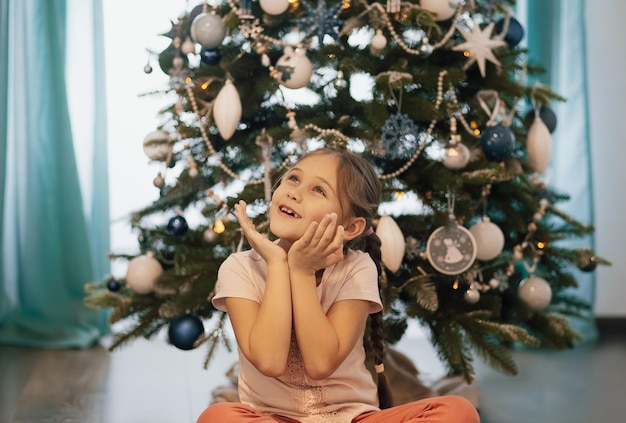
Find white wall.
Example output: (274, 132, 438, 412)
(104, 0, 187, 275)
(585, 2, 626, 317)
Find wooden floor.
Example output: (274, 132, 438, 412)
(1, 323, 624, 423)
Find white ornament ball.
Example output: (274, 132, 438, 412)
(153, 172, 165, 188)
(376, 214, 406, 273)
(190, 12, 226, 50)
(443, 142, 471, 170)
(203, 228, 218, 244)
(181, 37, 196, 55)
(469, 217, 505, 261)
(464, 288, 480, 304)
(420, 0, 458, 21)
(489, 278, 500, 289)
(370, 31, 388, 51)
(275, 47, 313, 89)
(526, 116, 552, 174)
(213, 79, 242, 140)
(125, 252, 163, 294)
(260, 0, 290, 15)
(518, 275, 552, 311)
(419, 41, 434, 56)
(143, 130, 172, 162)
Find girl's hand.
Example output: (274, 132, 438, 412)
(288, 213, 344, 275)
(234, 200, 286, 264)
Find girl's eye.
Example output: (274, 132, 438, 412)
(287, 174, 299, 183)
(313, 186, 326, 196)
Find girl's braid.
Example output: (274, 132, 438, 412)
(364, 229, 393, 409)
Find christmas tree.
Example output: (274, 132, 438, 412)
(86, 0, 609, 382)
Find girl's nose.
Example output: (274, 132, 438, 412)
(286, 187, 301, 201)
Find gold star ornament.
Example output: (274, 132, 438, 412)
(452, 21, 506, 77)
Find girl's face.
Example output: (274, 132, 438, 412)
(269, 154, 348, 243)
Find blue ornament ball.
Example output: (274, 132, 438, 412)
(106, 279, 121, 292)
(200, 48, 221, 66)
(495, 17, 525, 48)
(168, 314, 204, 350)
(481, 124, 516, 161)
(524, 106, 557, 134)
(167, 215, 189, 236)
(577, 252, 597, 272)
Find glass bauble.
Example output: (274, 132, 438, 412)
(480, 124, 515, 161)
(168, 314, 204, 350)
(443, 142, 470, 170)
(275, 47, 313, 89)
(518, 275, 552, 310)
(260, 0, 289, 15)
(469, 217, 505, 261)
(125, 252, 163, 294)
(143, 130, 172, 162)
(495, 16, 525, 48)
(420, 0, 458, 21)
(190, 12, 226, 50)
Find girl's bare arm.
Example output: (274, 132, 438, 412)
(226, 201, 292, 377)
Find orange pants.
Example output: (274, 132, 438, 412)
(197, 396, 480, 422)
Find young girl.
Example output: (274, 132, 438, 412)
(197, 148, 479, 423)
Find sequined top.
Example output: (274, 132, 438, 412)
(213, 248, 383, 423)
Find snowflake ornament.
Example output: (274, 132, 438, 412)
(381, 113, 420, 160)
(491, 269, 510, 292)
(452, 20, 506, 77)
(293, 0, 343, 44)
(239, 19, 264, 39)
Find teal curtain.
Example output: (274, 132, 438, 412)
(0, 0, 110, 348)
(517, 0, 597, 340)
(0, 5, 8, 316)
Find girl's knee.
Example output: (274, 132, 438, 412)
(196, 402, 243, 422)
(441, 395, 480, 422)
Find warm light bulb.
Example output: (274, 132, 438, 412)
(213, 219, 226, 234)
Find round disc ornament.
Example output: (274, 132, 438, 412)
(427, 220, 477, 275)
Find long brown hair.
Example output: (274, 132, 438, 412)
(297, 147, 393, 409)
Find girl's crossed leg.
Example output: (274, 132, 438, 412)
(198, 396, 479, 423)
(354, 396, 479, 423)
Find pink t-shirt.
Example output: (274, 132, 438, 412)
(212, 248, 383, 423)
